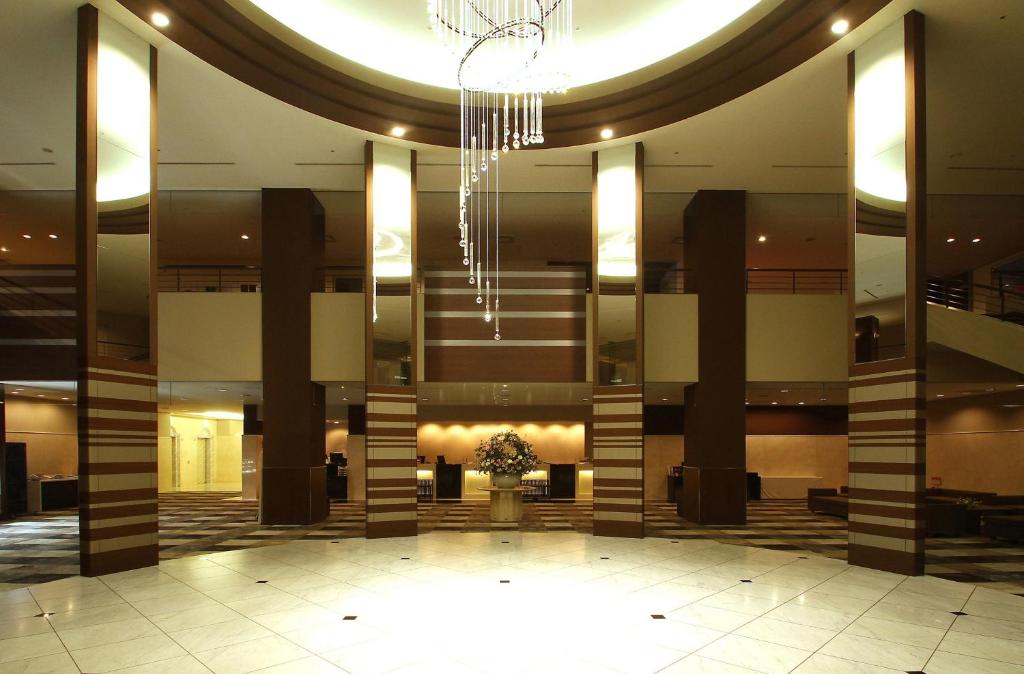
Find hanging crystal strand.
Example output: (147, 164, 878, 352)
(522, 92, 530, 146)
(537, 93, 544, 144)
(513, 95, 520, 149)
(502, 94, 510, 153)
(491, 109, 499, 161)
(480, 120, 488, 172)
(494, 121, 501, 341)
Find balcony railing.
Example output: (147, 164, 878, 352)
(646, 266, 847, 295)
(927, 279, 1024, 326)
(157, 265, 365, 293)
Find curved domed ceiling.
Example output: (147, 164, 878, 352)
(246, 0, 764, 92)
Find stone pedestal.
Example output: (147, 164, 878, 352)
(481, 487, 531, 522)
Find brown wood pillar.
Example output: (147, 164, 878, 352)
(678, 190, 747, 525)
(847, 11, 927, 576)
(76, 6, 160, 576)
(260, 188, 327, 525)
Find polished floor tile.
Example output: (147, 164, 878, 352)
(0, 530, 1022, 673)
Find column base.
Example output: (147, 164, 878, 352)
(679, 466, 746, 525)
(260, 466, 328, 525)
(849, 544, 924, 576)
(594, 520, 644, 538)
(367, 520, 417, 539)
(81, 544, 159, 577)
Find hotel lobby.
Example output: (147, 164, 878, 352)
(1, 0, 1023, 672)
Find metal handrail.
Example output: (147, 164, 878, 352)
(646, 266, 848, 295)
(157, 265, 366, 293)
(927, 279, 1024, 326)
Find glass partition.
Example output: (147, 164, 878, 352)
(96, 14, 152, 362)
(853, 21, 907, 363)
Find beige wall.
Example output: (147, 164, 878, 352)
(644, 294, 698, 382)
(644, 294, 847, 383)
(311, 293, 365, 381)
(747, 295, 847, 382)
(642, 434, 848, 503)
(326, 426, 349, 455)
(928, 303, 1024, 375)
(158, 414, 242, 491)
(159, 293, 261, 381)
(4, 399, 77, 475)
(417, 422, 586, 465)
(927, 393, 1024, 495)
(746, 436, 847, 489)
(644, 435, 683, 503)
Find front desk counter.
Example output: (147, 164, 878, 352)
(415, 462, 594, 502)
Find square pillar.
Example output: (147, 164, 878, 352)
(846, 12, 927, 576)
(76, 6, 160, 576)
(592, 143, 645, 537)
(678, 190, 747, 526)
(260, 188, 328, 525)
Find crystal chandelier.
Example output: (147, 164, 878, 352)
(430, 0, 573, 340)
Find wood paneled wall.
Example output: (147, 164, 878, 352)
(423, 269, 586, 382)
(0, 265, 77, 381)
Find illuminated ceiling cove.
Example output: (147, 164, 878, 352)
(246, 0, 763, 90)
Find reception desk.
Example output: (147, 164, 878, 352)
(415, 462, 593, 501)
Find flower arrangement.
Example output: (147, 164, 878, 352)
(474, 430, 539, 477)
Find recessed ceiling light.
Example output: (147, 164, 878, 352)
(61, 397, 70, 401)
(780, 389, 789, 393)
(0, 247, 8, 252)
(757, 234, 768, 243)
(151, 12, 170, 28)
(342, 397, 348, 401)
(946, 237, 955, 243)
(971, 237, 982, 243)
(241, 234, 250, 240)
(390, 126, 407, 137)
(936, 394, 945, 398)
(1016, 384, 1024, 388)
(771, 401, 779, 405)
(217, 388, 227, 392)
(819, 397, 827, 401)
(661, 398, 668, 402)
(22, 234, 31, 239)
(48, 234, 58, 239)
(36, 394, 45, 398)
(798, 401, 805, 405)
(831, 19, 850, 35)
(600, 128, 614, 140)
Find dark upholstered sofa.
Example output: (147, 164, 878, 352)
(981, 515, 1024, 542)
(807, 488, 849, 518)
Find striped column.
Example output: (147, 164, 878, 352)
(0, 265, 77, 380)
(847, 363, 925, 575)
(593, 386, 644, 538)
(366, 386, 417, 538)
(79, 357, 159, 576)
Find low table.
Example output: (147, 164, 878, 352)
(480, 486, 534, 522)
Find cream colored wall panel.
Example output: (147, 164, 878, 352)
(159, 293, 261, 381)
(747, 295, 847, 382)
(928, 303, 1024, 374)
(311, 292, 365, 382)
(644, 294, 698, 383)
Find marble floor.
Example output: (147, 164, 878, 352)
(3, 495, 1024, 596)
(1, 532, 1023, 673)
